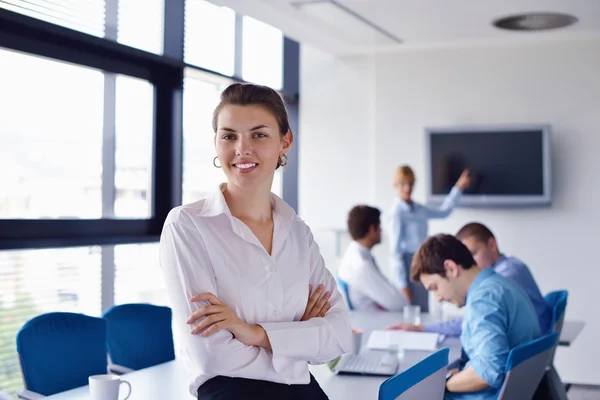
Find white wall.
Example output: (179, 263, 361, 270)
(300, 39, 600, 384)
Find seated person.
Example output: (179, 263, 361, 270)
(410, 234, 540, 400)
(389, 222, 552, 335)
(338, 205, 408, 311)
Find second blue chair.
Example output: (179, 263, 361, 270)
(102, 303, 175, 371)
(379, 347, 449, 400)
(497, 332, 559, 399)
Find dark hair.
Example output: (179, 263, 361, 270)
(455, 222, 495, 243)
(212, 83, 291, 136)
(410, 234, 476, 281)
(347, 205, 381, 240)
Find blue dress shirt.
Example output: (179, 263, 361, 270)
(424, 255, 552, 336)
(388, 187, 462, 288)
(445, 268, 540, 400)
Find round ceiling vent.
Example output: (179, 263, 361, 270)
(493, 12, 578, 31)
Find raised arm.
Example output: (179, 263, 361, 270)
(159, 210, 274, 380)
(259, 225, 352, 365)
(424, 169, 470, 219)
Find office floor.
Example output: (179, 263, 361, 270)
(569, 385, 600, 400)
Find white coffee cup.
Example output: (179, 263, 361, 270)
(89, 374, 131, 400)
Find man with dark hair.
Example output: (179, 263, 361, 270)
(389, 222, 551, 336)
(338, 205, 407, 311)
(410, 234, 539, 400)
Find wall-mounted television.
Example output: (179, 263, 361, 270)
(425, 124, 552, 207)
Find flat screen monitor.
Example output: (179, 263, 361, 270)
(425, 125, 552, 207)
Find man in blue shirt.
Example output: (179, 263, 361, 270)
(389, 222, 552, 336)
(410, 234, 540, 400)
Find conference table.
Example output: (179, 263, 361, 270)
(46, 312, 583, 400)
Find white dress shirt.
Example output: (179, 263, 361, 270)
(159, 184, 351, 395)
(338, 241, 408, 312)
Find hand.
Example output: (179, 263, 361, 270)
(386, 322, 424, 332)
(401, 287, 413, 304)
(187, 292, 268, 348)
(454, 169, 471, 191)
(301, 284, 331, 321)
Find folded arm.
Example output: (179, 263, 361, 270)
(160, 212, 273, 380)
(260, 225, 352, 364)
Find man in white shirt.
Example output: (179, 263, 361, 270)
(338, 205, 408, 311)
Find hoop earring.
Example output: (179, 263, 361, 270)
(213, 156, 221, 168)
(279, 154, 288, 167)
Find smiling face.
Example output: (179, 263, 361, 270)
(461, 236, 499, 269)
(215, 104, 292, 192)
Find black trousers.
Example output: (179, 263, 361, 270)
(197, 374, 329, 400)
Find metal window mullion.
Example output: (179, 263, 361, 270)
(281, 37, 300, 213)
(234, 13, 243, 79)
(100, 0, 118, 313)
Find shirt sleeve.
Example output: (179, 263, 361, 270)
(423, 317, 463, 337)
(260, 224, 352, 365)
(354, 258, 407, 311)
(423, 186, 462, 219)
(159, 210, 274, 381)
(388, 203, 409, 289)
(465, 296, 510, 388)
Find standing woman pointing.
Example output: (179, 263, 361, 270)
(389, 165, 471, 312)
(160, 83, 351, 399)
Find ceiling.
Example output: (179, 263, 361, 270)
(211, 0, 600, 54)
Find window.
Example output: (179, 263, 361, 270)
(0, 0, 106, 37)
(0, 1, 165, 55)
(0, 48, 155, 219)
(114, 75, 154, 218)
(117, 0, 165, 55)
(0, 246, 102, 394)
(0, 49, 104, 219)
(242, 16, 283, 89)
(114, 243, 168, 306)
(184, 0, 235, 76)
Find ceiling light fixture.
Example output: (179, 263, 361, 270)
(493, 12, 578, 31)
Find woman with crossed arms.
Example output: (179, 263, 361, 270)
(159, 83, 351, 399)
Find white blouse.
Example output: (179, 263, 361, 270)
(159, 184, 351, 395)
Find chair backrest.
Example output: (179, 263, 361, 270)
(497, 332, 559, 400)
(545, 290, 568, 334)
(544, 290, 568, 364)
(102, 303, 175, 370)
(336, 277, 353, 311)
(379, 348, 449, 400)
(16, 312, 107, 396)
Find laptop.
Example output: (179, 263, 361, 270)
(330, 351, 399, 376)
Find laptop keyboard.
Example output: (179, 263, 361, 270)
(338, 352, 398, 374)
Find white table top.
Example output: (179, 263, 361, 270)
(44, 312, 583, 400)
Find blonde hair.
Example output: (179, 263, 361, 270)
(394, 165, 415, 185)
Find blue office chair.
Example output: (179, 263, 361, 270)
(16, 312, 108, 397)
(336, 277, 354, 311)
(379, 347, 449, 400)
(102, 303, 175, 371)
(497, 332, 559, 400)
(542, 290, 569, 400)
(545, 290, 568, 336)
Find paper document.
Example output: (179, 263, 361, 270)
(366, 330, 440, 351)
